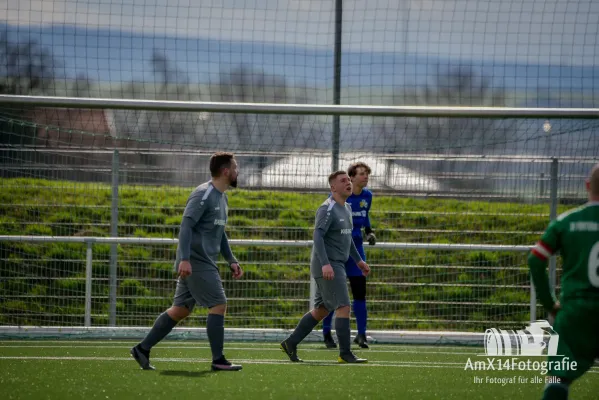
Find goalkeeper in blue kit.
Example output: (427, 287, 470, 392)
(322, 162, 376, 349)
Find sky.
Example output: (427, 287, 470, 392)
(3, 0, 599, 67)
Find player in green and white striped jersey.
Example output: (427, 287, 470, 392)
(528, 163, 599, 400)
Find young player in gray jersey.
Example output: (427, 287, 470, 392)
(131, 152, 244, 372)
(280, 171, 371, 364)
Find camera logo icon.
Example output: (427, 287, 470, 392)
(484, 320, 559, 356)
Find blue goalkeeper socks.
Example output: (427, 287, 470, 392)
(322, 311, 334, 335)
(353, 300, 367, 335)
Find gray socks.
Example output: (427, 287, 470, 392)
(140, 312, 226, 361)
(287, 312, 319, 346)
(207, 313, 225, 361)
(335, 317, 351, 355)
(139, 312, 178, 351)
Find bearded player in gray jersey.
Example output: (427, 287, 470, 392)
(131, 152, 243, 371)
(280, 170, 371, 363)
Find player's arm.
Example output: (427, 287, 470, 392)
(179, 193, 207, 261)
(220, 232, 238, 265)
(364, 193, 376, 245)
(313, 206, 333, 266)
(527, 220, 561, 312)
(221, 232, 243, 279)
(350, 236, 370, 276)
(349, 240, 363, 264)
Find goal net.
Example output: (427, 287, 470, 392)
(1, 0, 598, 343)
(1, 99, 597, 343)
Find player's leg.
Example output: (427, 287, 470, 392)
(131, 278, 194, 370)
(193, 268, 242, 371)
(313, 264, 366, 363)
(349, 275, 368, 348)
(322, 310, 336, 348)
(346, 242, 368, 348)
(281, 281, 330, 362)
(542, 301, 599, 400)
(331, 269, 366, 364)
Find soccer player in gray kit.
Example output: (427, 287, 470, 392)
(280, 170, 371, 363)
(131, 152, 243, 371)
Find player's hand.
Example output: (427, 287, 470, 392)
(357, 260, 370, 277)
(550, 301, 561, 318)
(322, 264, 334, 280)
(178, 260, 192, 278)
(366, 232, 376, 246)
(230, 263, 243, 279)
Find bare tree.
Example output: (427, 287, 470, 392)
(379, 66, 511, 190)
(419, 66, 506, 154)
(217, 65, 315, 165)
(69, 73, 92, 97)
(151, 50, 189, 100)
(110, 50, 197, 160)
(0, 34, 60, 147)
(0, 34, 57, 96)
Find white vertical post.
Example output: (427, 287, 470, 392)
(545, 158, 559, 323)
(331, 0, 342, 171)
(530, 283, 536, 322)
(85, 241, 93, 327)
(548, 158, 559, 292)
(109, 149, 119, 326)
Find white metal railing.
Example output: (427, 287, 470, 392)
(1, 95, 599, 118)
(0, 235, 535, 328)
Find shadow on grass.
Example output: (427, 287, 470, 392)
(159, 370, 216, 378)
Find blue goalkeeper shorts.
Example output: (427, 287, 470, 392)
(345, 237, 366, 277)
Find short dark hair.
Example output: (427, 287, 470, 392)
(328, 170, 347, 185)
(347, 162, 372, 177)
(210, 152, 235, 177)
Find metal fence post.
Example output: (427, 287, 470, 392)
(530, 283, 536, 323)
(331, 0, 342, 172)
(539, 172, 545, 198)
(85, 241, 93, 327)
(109, 149, 119, 326)
(532, 158, 559, 323)
(549, 158, 559, 293)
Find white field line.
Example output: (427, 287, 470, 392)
(0, 345, 477, 356)
(0, 341, 480, 353)
(1, 356, 596, 373)
(0, 356, 478, 369)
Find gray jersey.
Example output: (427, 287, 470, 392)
(175, 181, 237, 271)
(311, 198, 362, 278)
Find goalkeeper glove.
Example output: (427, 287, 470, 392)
(364, 227, 376, 246)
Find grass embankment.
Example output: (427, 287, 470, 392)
(0, 178, 573, 330)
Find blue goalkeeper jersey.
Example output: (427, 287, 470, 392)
(346, 188, 373, 239)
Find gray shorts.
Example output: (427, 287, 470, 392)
(172, 267, 227, 311)
(313, 264, 350, 312)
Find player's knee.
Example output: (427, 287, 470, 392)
(167, 306, 191, 321)
(209, 303, 227, 315)
(336, 305, 350, 318)
(311, 306, 330, 321)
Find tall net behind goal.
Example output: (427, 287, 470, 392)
(1, 100, 598, 342)
(2, 0, 599, 342)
